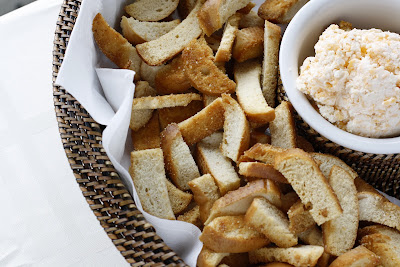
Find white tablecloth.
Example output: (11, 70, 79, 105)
(0, 0, 129, 266)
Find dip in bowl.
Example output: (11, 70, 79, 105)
(279, 0, 400, 154)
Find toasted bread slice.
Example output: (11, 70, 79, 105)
(178, 97, 225, 145)
(249, 245, 324, 267)
(131, 93, 201, 110)
(245, 197, 298, 248)
(136, 0, 203, 65)
(238, 162, 288, 184)
(310, 152, 358, 179)
(129, 148, 175, 219)
(124, 0, 179, 22)
(240, 10, 264, 28)
(274, 149, 342, 225)
(182, 38, 236, 96)
(92, 13, 141, 79)
(270, 101, 297, 149)
(234, 60, 276, 123)
(165, 179, 193, 215)
(241, 143, 286, 165)
(354, 177, 378, 194)
(140, 62, 165, 88)
(238, 2, 255, 14)
(197, 0, 252, 36)
(359, 225, 400, 267)
(205, 179, 282, 225)
(130, 81, 157, 131)
(221, 94, 250, 162)
(154, 54, 192, 95)
(287, 200, 315, 235)
(258, 0, 309, 24)
(262, 21, 281, 107)
(158, 100, 204, 130)
(329, 246, 380, 267)
(298, 226, 332, 267)
(121, 16, 180, 45)
(197, 246, 229, 267)
(160, 123, 200, 190)
(177, 205, 202, 228)
(232, 27, 264, 62)
(196, 133, 241, 195)
(215, 14, 241, 62)
(200, 215, 270, 253)
(322, 166, 359, 256)
(188, 174, 221, 223)
(131, 111, 160, 150)
(203, 95, 219, 107)
(358, 191, 400, 231)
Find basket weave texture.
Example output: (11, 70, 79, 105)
(277, 77, 400, 199)
(52, 1, 187, 266)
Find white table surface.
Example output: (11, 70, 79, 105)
(0, 0, 129, 266)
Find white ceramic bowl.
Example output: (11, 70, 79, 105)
(279, 0, 400, 154)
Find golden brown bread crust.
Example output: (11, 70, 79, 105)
(154, 54, 192, 95)
(238, 162, 288, 184)
(245, 197, 298, 248)
(92, 13, 141, 79)
(357, 191, 400, 231)
(160, 123, 200, 190)
(165, 179, 193, 215)
(237, 2, 256, 14)
(358, 225, 400, 267)
(177, 205, 202, 228)
(131, 111, 160, 150)
(329, 246, 380, 267)
(233, 27, 264, 62)
(124, 0, 179, 22)
(258, 0, 307, 24)
(188, 174, 221, 223)
(131, 93, 202, 110)
(135, 0, 203, 66)
(158, 101, 204, 130)
(178, 97, 225, 145)
(120, 16, 180, 45)
(274, 148, 343, 225)
(182, 39, 236, 96)
(287, 200, 315, 235)
(197, 0, 223, 36)
(221, 94, 250, 163)
(205, 179, 282, 224)
(200, 215, 270, 253)
(262, 21, 281, 107)
(241, 143, 286, 165)
(197, 246, 229, 267)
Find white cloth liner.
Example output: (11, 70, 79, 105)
(55, 0, 400, 266)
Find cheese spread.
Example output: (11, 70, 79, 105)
(297, 24, 400, 138)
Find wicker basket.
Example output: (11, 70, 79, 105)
(52, 1, 187, 266)
(277, 77, 400, 199)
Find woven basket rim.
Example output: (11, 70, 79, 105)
(51, 1, 187, 265)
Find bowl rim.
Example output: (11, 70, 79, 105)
(279, 0, 400, 155)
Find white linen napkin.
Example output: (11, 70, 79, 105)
(55, 0, 400, 266)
